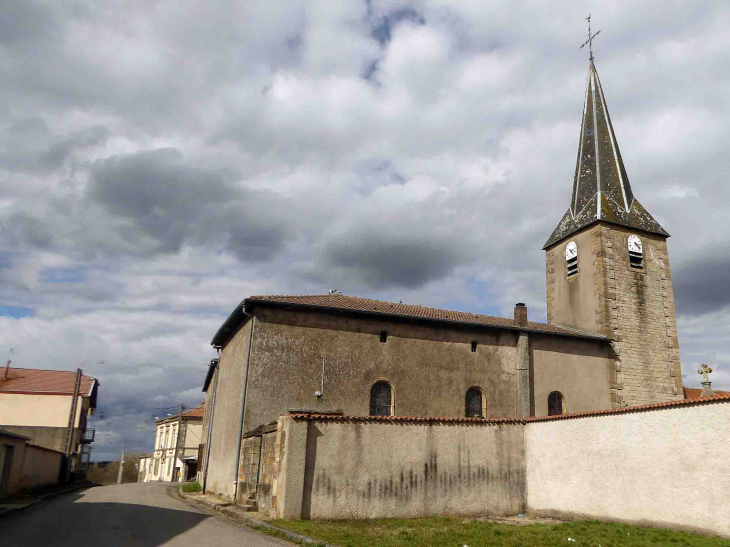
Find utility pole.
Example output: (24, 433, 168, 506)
(63, 368, 83, 483)
(3, 347, 12, 380)
(117, 450, 125, 484)
(173, 404, 184, 482)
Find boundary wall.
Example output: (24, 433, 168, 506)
(277, 416, 525, 519)
(236, 395, 730, 539)
(525, 397, 730, 537)
(0, 431, 63, 496)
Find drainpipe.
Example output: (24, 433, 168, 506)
(233, 309, 255, 503)
(202, 356, 219, 493)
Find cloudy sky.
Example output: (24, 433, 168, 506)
(1, 1, 729, 460)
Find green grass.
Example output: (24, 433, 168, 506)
(181, 481, 202, 493)
(272, 517, 730, 547)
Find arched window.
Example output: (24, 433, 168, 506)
(548, 391, 566, 416)
(369, 381, 393, 416)
(465, 387, 486, 418)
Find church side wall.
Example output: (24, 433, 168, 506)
(525, 399, 730, 538)
(278, 417, 525, 520)
(242, 307, 520, 433)
(599, 224, 683, 406)
(205, 317, 253, 499)
(531, 334, 612, 416)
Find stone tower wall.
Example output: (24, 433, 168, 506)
(546, 222, 683, 407)
(598, 224, 682, 406)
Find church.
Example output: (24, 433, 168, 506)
(198, 58, 683, 501)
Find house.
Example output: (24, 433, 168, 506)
(0, 367, 99, 480)
(138, 453, 153, 482)
(0, 429, 64, 497)
(143, 404, 203, 483)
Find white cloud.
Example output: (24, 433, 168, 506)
(660, 184, 699, 199)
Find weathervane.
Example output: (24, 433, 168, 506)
(580, 14, 601, 61)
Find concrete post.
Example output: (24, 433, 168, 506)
(117, 450, 125, 484)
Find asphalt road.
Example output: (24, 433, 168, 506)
(0, 482, 291, 547)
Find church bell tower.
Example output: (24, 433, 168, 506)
(543, 59, 683, 407)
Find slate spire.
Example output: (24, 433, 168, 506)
(544, 60, 668, 249)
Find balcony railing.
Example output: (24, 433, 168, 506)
(81, 428, 95, 443)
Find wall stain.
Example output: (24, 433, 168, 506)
(314, 448, 517, 506)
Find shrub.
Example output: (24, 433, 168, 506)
(182, 481, 202, 493)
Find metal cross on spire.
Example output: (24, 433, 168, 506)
(580, 14, 601, 61)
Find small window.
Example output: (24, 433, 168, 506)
(565, 241, 578, 277)
(370, 381, 393, 416)
(628, 235, 643, 269)
(465, 387, 486, 418)
(471, 341, 478, 353)
(380, 331, 388, 343)
(548, 391, 566, 416)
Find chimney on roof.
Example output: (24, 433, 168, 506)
(514, 303, 527, 327)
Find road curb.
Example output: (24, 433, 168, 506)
(176, 487, 333, 546)
(0, 484, 91, 520)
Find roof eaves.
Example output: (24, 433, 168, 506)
(0, 428, 31, 441)
(202, 362, 216, 393)
(211, 301, 247, 348)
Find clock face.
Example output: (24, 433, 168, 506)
(628, 235, 643, 254)
(565, 241, 578, 261)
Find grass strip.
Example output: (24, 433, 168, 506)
(273, 517, 730, 547)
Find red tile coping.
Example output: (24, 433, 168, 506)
(289, 393, 730, 425)
(289, 414, 525, 425)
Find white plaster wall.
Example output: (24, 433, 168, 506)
(184, 422, 203, 455)
(0, 394, 72, 427)
(525, 401, 730, 538)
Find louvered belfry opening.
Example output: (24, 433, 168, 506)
(369, 381, 392, 416)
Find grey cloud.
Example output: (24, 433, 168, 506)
(7, 210, 54, 249)
(88, 148, 294, 261)
(323, 231, 465, 288)
(370, 7, 426, 46)
(0, 2, 58, 47)
(0, 119, 109, 174)
(672, 245, 730, 317)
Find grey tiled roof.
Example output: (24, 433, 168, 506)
(211, 294, 609, 347)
